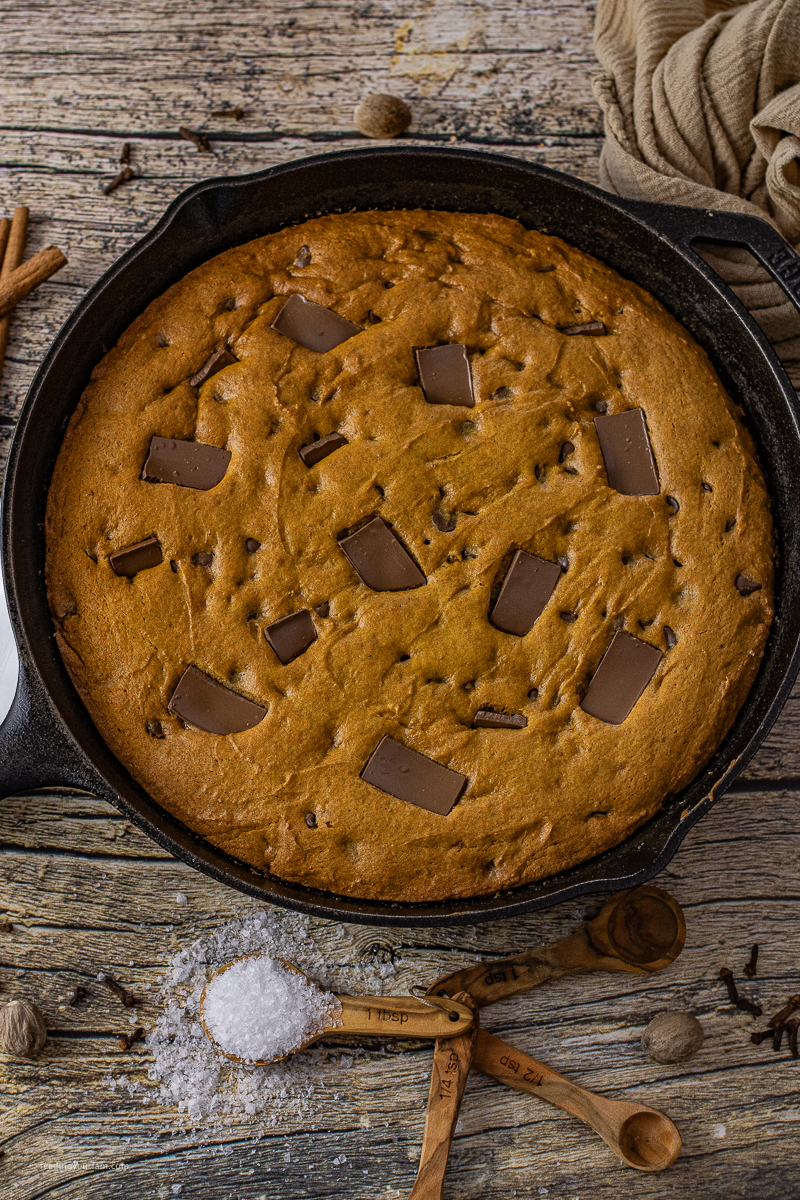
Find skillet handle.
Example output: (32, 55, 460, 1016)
(0, 652, 92, 799)
(623, 201, 800, 317)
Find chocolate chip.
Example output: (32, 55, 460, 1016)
(294, 245, 312, 267)
(299, 432, 348, 467)
(142, 437, 231, 490)
(361, 736, 467, 816)
(314, 602, 330, 618)
(527, 687, 539, 701)
(305, 812, 317, 828)
(384, 281, 395, 289)
(245, 539, 261, 554)
(462, 549, 477, 560)
(461, 420, 477, 435)
(666, 496, 680, 513)
(490, 550, 561, 637)
(534, 465, 546, 483)
(472, 710, 527, 730)
(594, 409, 659, 496)
(536, 264, 556, 273)
(726, 518, 737, 532)
(110, 536, 163, 578)
(665, 626, 678, 649)
(639, 618, 654, 628)
(415, 344, 475, 408)
(492, 387, 512, 400)
(581, 631, 663, 725)
(189, 347, 237, 389)
(558, 320, 607, 336)
(432, 510, 456, 532)
(191, 552, 214, 567)
(735, 574, 762, 595)
(338, 516, 426, 591)
(146, 720, 165, 739)
(271, 294, 360, 353)
(702, 482, 713, 492)
(564, 466, 579, 475)
(559, 611, 578, 624)
(366, 310, 381, 324)
(559, 441, 575, 462)
(557, 556, 569, 572)
(170, 560, 179, 573)
(265, 610, 317, 664)
(612, 615, 625, 631)
(168, 666, 267, 735)
(593, 400, 608, 413)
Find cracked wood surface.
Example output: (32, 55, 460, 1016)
(1, 2, 799, 1199)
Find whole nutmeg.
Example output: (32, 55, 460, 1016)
(354, 94, 412, 139)
(0, 999, 48, 1057)
(641, 1011, 704, 1063)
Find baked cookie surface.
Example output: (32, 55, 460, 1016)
(45, 210, 775, 901)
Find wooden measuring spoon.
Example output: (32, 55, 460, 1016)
(409, 992, 480, 1200)
(428, 885, 685, 1007)
(200, 955, 475, 1065)
(474, 1029, 681, 1172)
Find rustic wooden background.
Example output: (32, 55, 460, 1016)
(1, 2, 799, 1197)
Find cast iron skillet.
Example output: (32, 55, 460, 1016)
(2, 148, 800, 926)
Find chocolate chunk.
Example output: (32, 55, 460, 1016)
(170, 560, 179, 573)
(725, 518, 737, 532)
(581, 631, 663, 725)
(664, 626, 678, 649)
(314, 601, 330, 618)
(245, 538, 261, 554)
(473, 710, 527, 730)
(168, 666, 267, 735)
(110, 536, 163, 578)
(265, 609, 317, 664)
(490, 550, 561, 637)
(557, 555, 569, 572)
(594, 409, 659, 496)
(305, 812, 317, 828)
(189, 347, 237, 389)
(299, 432, 348, 467)
(432, 510, 456, 532)
(361, 735, 467, 816)
(527, 687, 539, 701)
(338, 516, 426, 591)
(271, 294, 360, 353)
(294, 245, 312, 267)
(666, 496, 680, 513)
(146, 720, 165, 739)
(415, 344, 475, 408)
(558, 320, 607, 336)
(736, 574, 763, 595)
(702, 482, 713, 492)
(559, 611, 578, 624)
(191, 552, 214, 567)
(142, 437, 231, 490)
(559, 441, 575, 463)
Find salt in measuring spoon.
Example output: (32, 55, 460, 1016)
(200, 954, 474, 1066)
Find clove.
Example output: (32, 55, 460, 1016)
(179, 126, 212, 153)
(103, 167, 135, 195)
(103, 974, 138, 1008)
(750, 1029, 771, 1045)
(743, 944, 759, 978)
(119, 1026, 145, 1052)
(787, 1019, 799, 1060)
(719, 967, 761, 1016)
(212, 108, 245, 120)
(68, 985, 88, 1007)
(0, 920, 13, 933)
(772, 1024, 785, 1052)
(768, 995, 800, 1028)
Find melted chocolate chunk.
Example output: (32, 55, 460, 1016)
(558, 320, 607, 336)
(271, 294, 360, 353)
(265, 609, 317, 664)
(736, 574, 763, 595)
(581, 631, 663, 725)
(490, 550, 561, 637)
(432, 510, 456, 532)
(110, 536, 163, 578)
(361, 735, 467, 816)
(189, 346, 237, 389)
(415, 344, 475, 408)
(338, 517, 426, 591)
(594, 409, 659, 496)
(142, 437, 231, 490)
(299, 432, 348, 467)
(473, 710, 527, 730)
(168, 666, 267, 735)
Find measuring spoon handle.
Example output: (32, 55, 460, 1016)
(427, 886, 686, 1007)
(409, 992, 479, 1200)
(472, 1030, 681, 1172)
(331, 993, 474, 1041)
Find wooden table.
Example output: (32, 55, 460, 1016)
(1, 3, 799, 1197)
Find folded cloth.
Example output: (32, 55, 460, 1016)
(593, 0, 800, 387)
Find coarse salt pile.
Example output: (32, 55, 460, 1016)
(201, 955, 342, 1064)
(109, 907, 399, 1127)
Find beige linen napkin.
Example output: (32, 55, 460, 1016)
(593, 0, 800, 387)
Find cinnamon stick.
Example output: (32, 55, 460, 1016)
(0, 206, 29, 380)
(0, 246, 68, 320)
